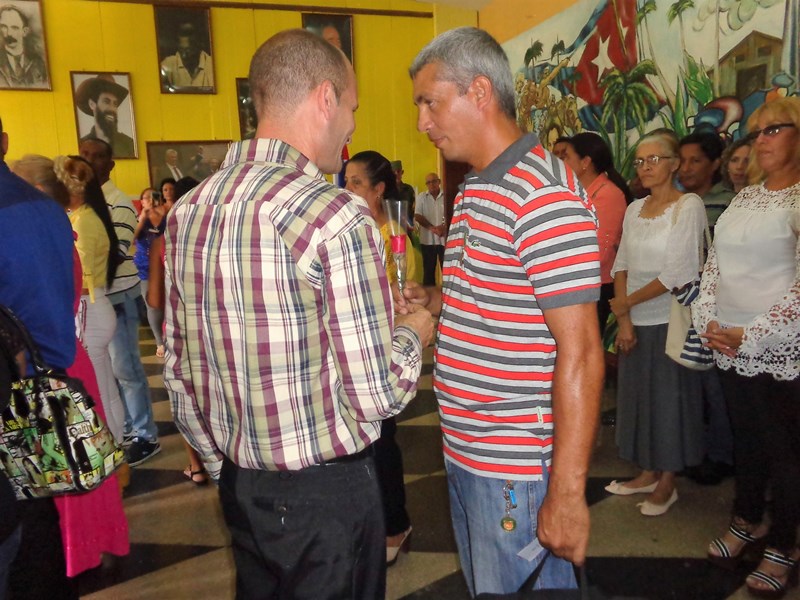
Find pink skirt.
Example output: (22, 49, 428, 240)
(54, 340, 130, 577)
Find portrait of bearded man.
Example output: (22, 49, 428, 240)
(72, 72, 137, 158)
(0, 2, 50, 90)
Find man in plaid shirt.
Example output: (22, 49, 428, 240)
(163, 30, 433, 598)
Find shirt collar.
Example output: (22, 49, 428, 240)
(473, 132, 541, 184)
(221, 138, 325, 182)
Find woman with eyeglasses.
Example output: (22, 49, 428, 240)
(604, 133, 707, 516)
(693, 97, 800, 598)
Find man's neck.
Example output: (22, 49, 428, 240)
(470, 117, 524, 172)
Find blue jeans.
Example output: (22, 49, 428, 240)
(0, 525, 21, 600)
(108, 286, 157, 441)
(445, 460, 576, 597)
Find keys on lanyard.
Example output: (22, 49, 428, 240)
(501, 480, 517, 532)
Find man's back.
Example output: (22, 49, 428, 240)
(0, 162, 75, 370)
(165, 138, 423, 473)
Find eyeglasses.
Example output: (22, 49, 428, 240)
(632, 155, 675, 169)
(747, 123, 797, 140)
(425, 178, 440, 185)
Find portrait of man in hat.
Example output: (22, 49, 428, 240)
(71, 71, 137, 159)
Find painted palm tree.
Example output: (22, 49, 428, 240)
(600, 60, 660, 170)
(525, 40, 544, 75)
(667, 0, 695, 69)
(551, 39, 566, 62)
(637, 0, 676, 107)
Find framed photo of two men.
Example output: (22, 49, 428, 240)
(154, 5, 215, 94)
(71, 72, 138, 159)
(0, 0, 51, 90)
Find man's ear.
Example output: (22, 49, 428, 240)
(318, 80, 338, 120)
(1, 132, 8, 157)
(468, 75, 493, 111)
(88, 98, 97, 113)
(711, 157, 721, 173)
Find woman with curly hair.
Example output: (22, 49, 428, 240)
(53, 155, 125, 443)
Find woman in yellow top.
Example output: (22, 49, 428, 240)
(344, 150, 418, 565)
(345, 151, 420, 286)
(54, 155, 125, 442)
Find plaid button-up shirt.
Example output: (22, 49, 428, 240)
(164, 139, 423, 477)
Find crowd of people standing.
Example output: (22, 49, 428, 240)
(0, 21, 798, 600)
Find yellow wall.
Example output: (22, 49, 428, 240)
(1, 0, 476, 195)
(479, 0, 580, 44)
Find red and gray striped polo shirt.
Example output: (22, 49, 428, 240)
(434, 133, 601, 481)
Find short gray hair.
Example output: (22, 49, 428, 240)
(409, 27, 516, 121)
(249, 29, 350, 122)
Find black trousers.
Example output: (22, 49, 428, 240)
(421, 244, 445, 287)
(8, 499, 76, 600)
(719, 367, 800, 551)
(374, 417, 410, 536)
(597, 282, 614, 336)
(218, 455, 386, 600)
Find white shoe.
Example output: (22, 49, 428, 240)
(638, 490, 678, 516)
(386, 526, 412, 566)
(604, 479, 658, 496)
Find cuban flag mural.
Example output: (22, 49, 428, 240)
(504, 0, 796, 179)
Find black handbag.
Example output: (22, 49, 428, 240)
(475, 552, 646, 600)
(0, 306, 124, 499)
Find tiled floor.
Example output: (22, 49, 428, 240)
(74, 329, 799, 599)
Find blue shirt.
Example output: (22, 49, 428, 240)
(0, 161, 75, 370)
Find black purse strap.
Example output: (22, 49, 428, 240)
(0, 305, 50, 376)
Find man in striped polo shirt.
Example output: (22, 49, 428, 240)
(406, 28, 605, 596)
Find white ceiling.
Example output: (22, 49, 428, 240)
(415, 0, 491, 10)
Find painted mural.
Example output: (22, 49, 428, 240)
(503, 0, 798, 177)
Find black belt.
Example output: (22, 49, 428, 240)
(316, 444, 374, 467)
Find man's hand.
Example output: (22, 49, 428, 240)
(396, 280, 443, 317)
(395, 304, 434, 348)
(538, 489, 590, 566)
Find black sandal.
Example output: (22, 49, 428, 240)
(708, 519, 767, 570)
(183, 466, 209, 486)
(746, 548, 800, 599)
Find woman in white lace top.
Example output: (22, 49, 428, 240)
(694, 97, 800, 598)
(605, 133, 707, 516)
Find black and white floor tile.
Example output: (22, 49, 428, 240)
(74, 328, 797, 599)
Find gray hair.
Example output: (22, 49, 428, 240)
(409, 27, 516, 121)
(637, 133, 679, 158)
(249, 29, 350, 122)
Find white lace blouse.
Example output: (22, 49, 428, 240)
(611, 194, 707, 326)
(692, 182, 800, 381)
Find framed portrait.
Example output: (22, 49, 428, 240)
(146, 140, 230, 188)
(0, 0, 51, 90)
(235, 78, 256, 140)
(153, 5, 215, 94)
(71, 72, 138, 159)
(302, 13, 354, 66)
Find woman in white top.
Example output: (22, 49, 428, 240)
(694, 97, 800, 598)
(605, 133, 707, 516)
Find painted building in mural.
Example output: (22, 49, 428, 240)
(503, 0, 798, 178)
